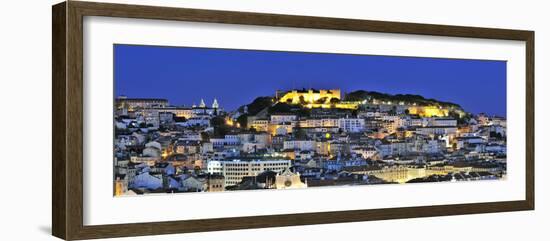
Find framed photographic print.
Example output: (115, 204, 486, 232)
(52, 1, 534, 240)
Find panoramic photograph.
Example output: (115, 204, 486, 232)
(113, 44, 507, 196)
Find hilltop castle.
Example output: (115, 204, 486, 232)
(276, 89, 342, 104)
(275, 89, 358, 110)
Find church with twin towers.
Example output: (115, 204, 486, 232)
(193, 98, 219, 110)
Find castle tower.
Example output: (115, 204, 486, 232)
(212, 98, 219, 109)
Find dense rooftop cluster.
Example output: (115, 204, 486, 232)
(113, 89, 506, 195)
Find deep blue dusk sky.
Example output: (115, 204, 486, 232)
(114, 44, 506, 116)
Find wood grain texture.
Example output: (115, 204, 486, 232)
(74, 201, 530, 240)
(66, 2, 85, 240)
(51, 1, 535, 240)
(52, 2, 67, 239)
(525, 32, 535, 209)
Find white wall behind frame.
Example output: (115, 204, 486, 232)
(0, 1, 547, 241)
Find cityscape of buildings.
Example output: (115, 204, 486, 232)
(113, 88, 507, 195)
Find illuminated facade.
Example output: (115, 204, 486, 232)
(299, 118, 338, 128)
(216, 159, 292, 186)
(276, 89, 360, 109)
(116, 96, 169, 112)
(338, 118, 366, 133)
(408, 106, 449, 117)
(165, 108, 195, 118)
(248, 119, 269, 132)
(348, 166, 428, 184)
(302, 102, 359, 109)
(416, 126, 458, 136)
(130, 156, 159, 166)
(278, 89, 341, 104)
(283, 140, 316, 151)
(114, 175, 128, 196)
(268, 122, 294, 135)
(270, 114, 297, 124)
(274, 169, 308, 189)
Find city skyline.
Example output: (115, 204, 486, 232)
(114, 44, 507, 116)
(113, 45, 507, 195)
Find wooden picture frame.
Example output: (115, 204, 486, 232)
(52, 1, 534, 240)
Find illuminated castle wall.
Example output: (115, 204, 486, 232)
(408, 106, 449, 117)
(278, 89, 341, 104)
(275, 89, 462, 114)
(277, 89, 359, 109)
